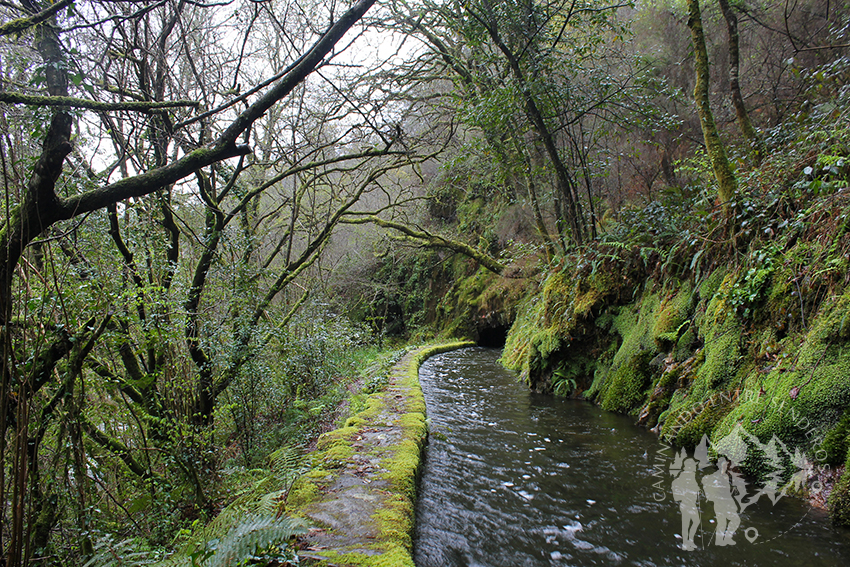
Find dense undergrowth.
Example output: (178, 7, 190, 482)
(80, 307, 407, 566)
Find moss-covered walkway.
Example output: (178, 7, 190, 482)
(286, 341, 474, 567)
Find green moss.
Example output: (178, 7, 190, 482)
(639, 364, 685, 428)
(502, 263, 629, 387)
(612, 290, 660, 366)
(372, 494, 415, 549)
(714, 287, 850, 453)
(345, 397, 386, 427)
(381, 439, 422, 496)
(821, 411, 850, 466)
(322, 444, 355, 465)
(651, 283, 693, 349)
(318, 546, 415, 567)
(697, 309, 742, 390)
(698, 265, 727, 300)
(839, 311, 850, 339)
(316, 427, 358, 451)
(600, 350, 654, 414)
(674, 326, 697, 362)
(316, 428, 358, 468)
(589, 288, 660, 403)
(502, 290, 563, 382)
(671, 392, 734, 448)
(437, 263, 516, 338)
(572, 269, 617, 319)
(285, 477, 322, 511)
(829, 451, 850, 527)
(655, 273, 745, 442)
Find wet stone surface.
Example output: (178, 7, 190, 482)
(298, 349, 423, 564)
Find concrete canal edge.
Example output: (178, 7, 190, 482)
(286, 341, 475, 567)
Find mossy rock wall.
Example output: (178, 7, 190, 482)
(501, 246, 850, 524)
(502, 259, 641, 391)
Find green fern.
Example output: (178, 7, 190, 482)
(268, 447, 304, 478)
(83, 536, 161, 566)
(205, 515, 307, 567)
(262, 447, 310, 513)
(552, 364, 579, 397)
(155, 448, 311, 567)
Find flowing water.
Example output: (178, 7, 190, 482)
(413, 347, 850, 567)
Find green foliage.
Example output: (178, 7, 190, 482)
(157, 445, 309, 567)
(727, 243, 780, 319)
(552, 363, 579, 397)
(199, 515, 306, 567)
(218, 303, 374, 468)
(84, 537, 162, 567)
(610, 200, 693, 251)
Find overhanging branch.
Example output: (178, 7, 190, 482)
(0, 0, 74, 37)
(0, 91, 200, 112)
(342, 215, 506, 275)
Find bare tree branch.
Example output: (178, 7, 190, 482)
(0, 91, 200, 111)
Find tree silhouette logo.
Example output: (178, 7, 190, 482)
(668, 424, 819, 550)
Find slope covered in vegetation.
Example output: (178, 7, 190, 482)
(500, 120, 850, 520)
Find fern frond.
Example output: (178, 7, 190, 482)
(207, 515, 307, 567)
(267, 446, 301, 474)
(257, 490, 288, 515)
(83, 536, 160, 567)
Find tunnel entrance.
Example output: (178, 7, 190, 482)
(477, 324, 508, 348)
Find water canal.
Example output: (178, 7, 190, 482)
(413, 347, 850, 566)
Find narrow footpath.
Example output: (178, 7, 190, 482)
(287, 341, 474, 567)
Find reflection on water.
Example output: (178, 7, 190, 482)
(413, 347, 850, 567)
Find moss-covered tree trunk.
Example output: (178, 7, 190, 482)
(718, 0, 764, 163)
(687, 0, 738, 209)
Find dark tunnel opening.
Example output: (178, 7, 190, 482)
(477, 324, 508, 348)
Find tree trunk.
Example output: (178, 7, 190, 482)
(484, 28, 585, 245)
(517, 136, 558, 260)
(687, 0, 738, 209)
(717, 0, 764, 163)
